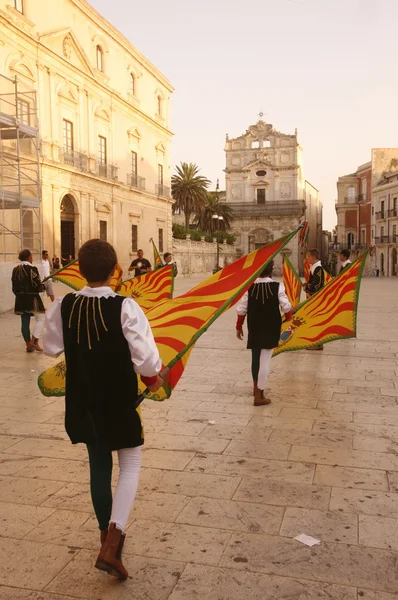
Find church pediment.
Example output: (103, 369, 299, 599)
(244, 158, 271, 171)
(58, 83, 78, 105)
(39, 28, 94, 76)
(246, 120, 275, 139)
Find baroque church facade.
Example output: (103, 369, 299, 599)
(225, 120, 322, 274)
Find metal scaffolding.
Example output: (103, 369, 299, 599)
(0, 73, 41, 261)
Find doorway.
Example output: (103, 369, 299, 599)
(60, 195, 76, 263)
(392, 248, 397, 276)
(380, 252, 385, 275)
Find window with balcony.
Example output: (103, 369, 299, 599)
(393, 224, 397, 237)
(380, 226, 385, 239)
(96, 46, 104, 72)
(14, 0, 23, 13)
(131, 224, 138, 252)
(158, 228, 164, 253)
(98, 136, 107, 165)
(131, 151, 137, 177)
(99, 220, 107, 242)
(63, 120, 74, 153)
(347, 187, 356, 204)
(257, 188, 266, 204)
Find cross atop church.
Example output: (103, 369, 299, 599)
(258, 110, 266, 121)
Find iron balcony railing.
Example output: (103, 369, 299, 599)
(388, 209, 398, 218)
(374, 236, 392, 244)
(127, 174, 146, 190)
(156, 184, 171, 197)
(95, 162, 118, 181)
(375, 211, 385, 221)
(59, 149, 89, 171)
(358, 193, 367, 202)
(344, 197, 357, 204)
(225, 200, 306, 217)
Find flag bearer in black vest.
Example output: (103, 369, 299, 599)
(236, 260, 292, 405)
(43, 239, 163, 581)
(303, 248, 325, 350)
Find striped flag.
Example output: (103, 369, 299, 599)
(50, 260, 123, 292)
(304, 257, 311, 283)
(118, 265, 174, 312)
(275, 251, 368, 355)
(282, 255, 302, 306)
(151, 238, 163, 270)
(37, 228, 300, 399)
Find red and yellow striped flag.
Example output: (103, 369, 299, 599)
(304, 257, 311, 283)
(38, 229, 299, 399)
(50, 260, 123, 292)
(151, 238, 163, 269)
(118, 265, 173, 312)
(282, 255, 302, 306)
(275, 251, 368, 356)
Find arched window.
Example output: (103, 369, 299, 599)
(130, 73, 135, 95)
(157, 95, 162, 116)
(96, 46, 104, 72)
(347, 187, 356, 204)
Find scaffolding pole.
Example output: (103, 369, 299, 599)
(0, 72, 42, 261)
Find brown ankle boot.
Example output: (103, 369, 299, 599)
(31, 336, 43, 352)
(25, 340, 34, 353)
(253, 381, 258, 397)
(95, 523, 128, 580)
(94, 528, 109, 571)
(254, 388, 271, 406)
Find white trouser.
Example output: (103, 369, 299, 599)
(111, 446, 141, 531)
(33, 313, 45, 339)
(257, 348, 273, 391)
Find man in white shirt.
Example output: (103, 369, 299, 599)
(43, 239, 162, 581)
(339, 249, 352, 273)
(236, 260, 292, 405)
(38, 250, 55, 302)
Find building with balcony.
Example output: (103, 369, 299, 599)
(0, 0, 173, 284)
(335, 149, 398, 276)
(372, 169, 398, 276)
(224, 119, 322, 275)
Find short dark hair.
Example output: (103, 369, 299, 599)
(340, 249, 350, 260)
(260, 260, 274, 278)
(19, 249, 31, 261)
(78, 239, 117, 282)
(164, 252, 171, 260)
(137, 249, 143, 253)
(42, 250, 48, 257)
(308, 248, 320, 260)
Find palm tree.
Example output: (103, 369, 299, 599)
(171, 162, 210, 229)
(197, 192, 234, 235)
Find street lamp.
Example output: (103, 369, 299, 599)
(212, 213, 224, 272)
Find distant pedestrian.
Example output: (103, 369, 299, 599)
(163, 252, 178, 277)
(128, 249, 152, 277)
(11, 249, 45, 352)
(52, 257, 60, 272)
(303, 248, 325, 350)
(38, 250, 55, 302)
(339, 249, 351, 273)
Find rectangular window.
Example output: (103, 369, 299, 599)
(394, 198, 397, 215)
(131, 151, 137, 176)
(22, 209, 33, 247)
(158, 164, 164, 185)
(361, 229, 366, 244)
(99, 220, 107, 242)
(381, 200, 385, 217)
(131, 224, 138, 252)
(14, 0, 23, 13)
(98, 136, 107, 165)
(257, 188, 266, 204)
(393, 224, 397, 236)
(158, 228, 164, 253)
(63, 120, 74, 153)
(372, 206, 374, 215)
(380, 226, 384, 238)
(17, 98, 30, 125)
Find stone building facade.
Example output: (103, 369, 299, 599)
(0, 0, 173, 273)
(335, 149, 398, 276)
(224, 120, 322, 275)
(372, 170, 398, 276)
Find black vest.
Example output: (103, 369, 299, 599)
(247, 281, 282, 350)
(61, 293, 142, 451)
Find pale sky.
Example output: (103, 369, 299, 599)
(91, 0, 398, 230)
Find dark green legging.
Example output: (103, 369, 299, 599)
(251, 348, 261, 381)
(87, 445, 113, 531)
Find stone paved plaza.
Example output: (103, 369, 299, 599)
(0, 276, 398, 599)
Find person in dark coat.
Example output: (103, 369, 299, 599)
(235, 260, 292, 405)
(43, 239, 163, 581)
(339, 249, 352, 273)
(11, 249, 45, 352)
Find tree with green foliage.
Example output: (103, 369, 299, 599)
(171, 162, 210, 229)
(196, 192, 234, 235)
